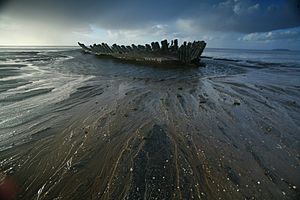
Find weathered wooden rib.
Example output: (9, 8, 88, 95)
(78, 39, 206, 66)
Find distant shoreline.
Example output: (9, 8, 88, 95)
(0, 45, 79, 48)
(0, 45, 299, 51)
(271, 48, 290, 51)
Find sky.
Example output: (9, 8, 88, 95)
(0, 0, 300, 49)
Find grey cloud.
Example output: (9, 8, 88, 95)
(191, 0, 300, 33)
(2, 0, 300, 33)
(241, 28, 300, 41)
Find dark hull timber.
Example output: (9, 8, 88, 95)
(78, 39, 206, 66)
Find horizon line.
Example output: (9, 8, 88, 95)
(0, 45, 299, 51)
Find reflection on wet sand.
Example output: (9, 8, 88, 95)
(0, 53, 299, 199)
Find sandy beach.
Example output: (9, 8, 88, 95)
(0, 48, 299, 199)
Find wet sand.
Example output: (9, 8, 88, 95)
(0, 54, 299, 199)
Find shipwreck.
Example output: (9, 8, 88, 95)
(78, 39, 206, 66)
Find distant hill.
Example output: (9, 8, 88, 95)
(271, 49, 291, 51)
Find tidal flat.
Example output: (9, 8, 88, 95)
(0, 48, 299, 199)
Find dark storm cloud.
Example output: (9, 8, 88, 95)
(205, 0, 300, 33)
(3, 0, 300, 33)
(0, 0, 10, 9)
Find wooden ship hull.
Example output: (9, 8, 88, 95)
(78, 39, 206, 66)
